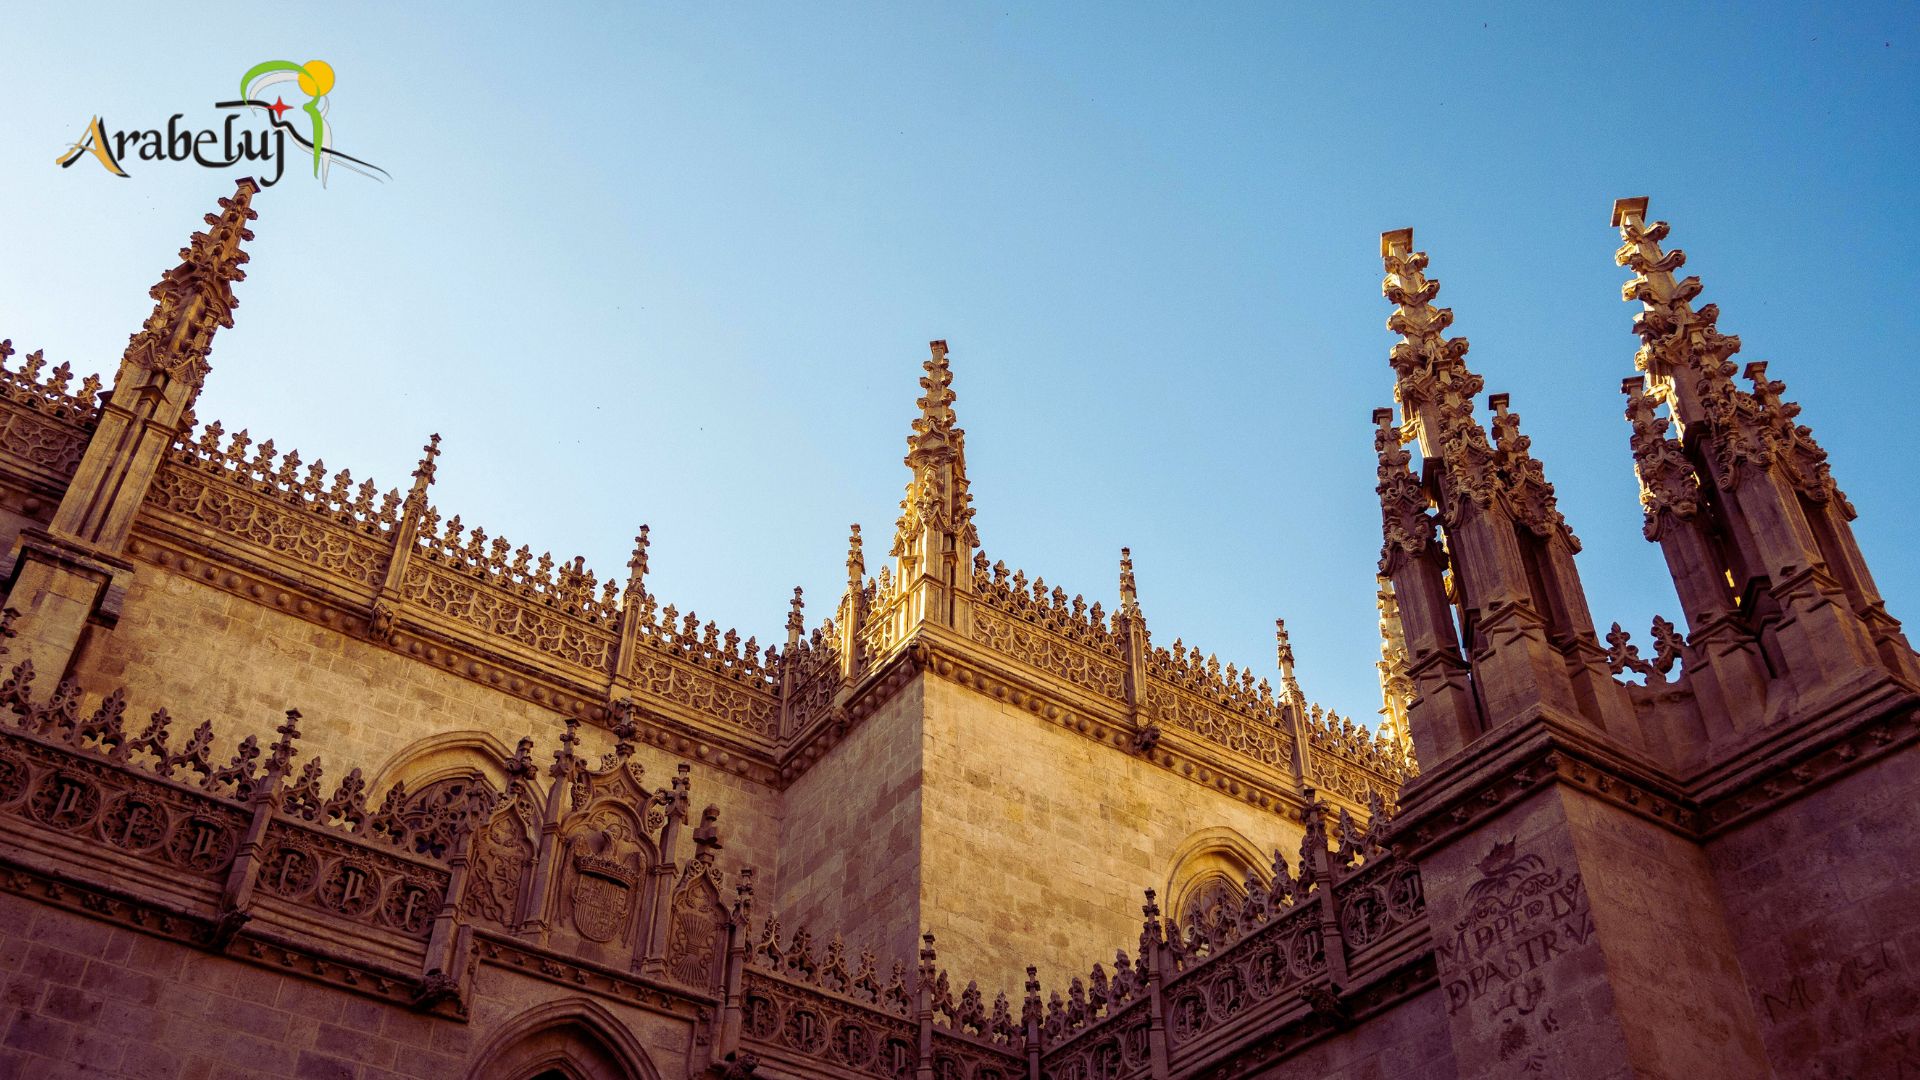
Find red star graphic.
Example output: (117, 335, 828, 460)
(268, 97, 291, 120)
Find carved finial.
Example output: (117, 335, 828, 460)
(407, 433, 441, 504)
(846, 524, 865, 583)
(786, 586, 805, 647)
(1487, 394, 1576, 545)
(609, 698, 639, 758)
(551, 717, 581, 777)
(1118, 546, 1139, 614)
(1273, 618, 1303, 706)
(892, 339, 978, 558)
(1379, 231, 1498, 522)
(1374, 407, 1434, 574)
(918, 932, 937, 981)
(1612, 196, 1746, 435)
(731, 866, 755, 924)
(120, 178, 261, 393)
(622, 525, 650, 600)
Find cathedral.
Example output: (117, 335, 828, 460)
(0, 179, 1912, 1079)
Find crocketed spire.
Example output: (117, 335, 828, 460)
(120, 178, 260, 394)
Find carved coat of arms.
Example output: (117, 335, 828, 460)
(568, 826, 640, 943)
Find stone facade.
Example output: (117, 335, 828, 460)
(0, 179, 1912, 1080)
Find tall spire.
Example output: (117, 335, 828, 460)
(1118, 547, 1139, 617)
(1377, 229, 1631, 747)
(8, 181, 262, 680)
(1613, 197, 1914, 689)
(888, 340, 978, 631)
(120, 178, 260, 396)
(892, 340, 978, 557)
(1379, 228, 1494, 519)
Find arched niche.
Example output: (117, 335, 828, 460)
(369, 729, 539, 802)
(465, 999, 660, 1080)
(1164, 826, 1269, 934)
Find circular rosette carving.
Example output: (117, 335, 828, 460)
(167, 816, 235, 873)
(99, 794, 169, 853)
(28, 772, 101, 830)
(382, 879, 437, 936)
(0, 753, 30, 807)
(318, 859, 381, 918)
(260, 846, 319, 898)
(827, 1019, 874, 1069)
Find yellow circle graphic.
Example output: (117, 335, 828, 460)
(297, 60, 335, 98)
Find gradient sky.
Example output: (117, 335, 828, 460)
(4, 3, 1916, 723)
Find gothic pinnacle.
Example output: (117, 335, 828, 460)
(908, 339, 960, 462)
(1118, 547, 1138, 612)
(786, 586, 805, 646)
(406, 433, 441, 505)
(624, 525, 650, 599)
(121, 177, 260, 394)
(846, 524, 865, 583)
(1275, 618, 1304, 703)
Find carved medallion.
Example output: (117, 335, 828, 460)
(29, 772, 100, 830)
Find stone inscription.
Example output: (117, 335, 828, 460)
(1437, 841, 1593, 1073)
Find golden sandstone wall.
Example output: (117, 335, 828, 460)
(62, 560, 788, 895)
(773, 678, 925, 967)
(920, 675, 1306, 989)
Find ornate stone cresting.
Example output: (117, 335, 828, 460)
(1613, 197, 1920, 710)
(1377, 229, 1635, 760)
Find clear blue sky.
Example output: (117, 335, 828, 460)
(4, 3, 1916, 723)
